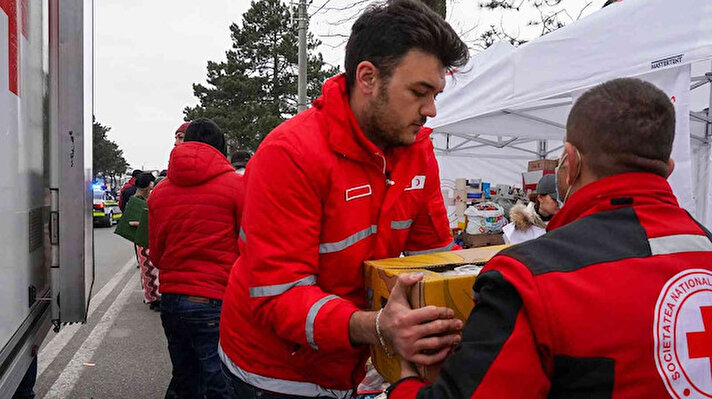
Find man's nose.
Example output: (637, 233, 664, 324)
(422, 97, 437, 118)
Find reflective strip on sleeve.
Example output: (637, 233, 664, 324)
(239, 227, 247, 243)
(305, 295, 339, 350)
(249, 275, 317, 298)
(219, 345, 353, 398)
(318, 225, 377, 254)
(649, 234, 712, 256)
(391, 219, 413, 230)
(403, 240, 455, 256)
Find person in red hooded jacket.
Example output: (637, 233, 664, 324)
(386, 78, 712, 398)
(218, 1, 470, 398)
(149, 118, 243, 399)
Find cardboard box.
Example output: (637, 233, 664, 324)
(364, 246, 508, 382)
(522, 170, 554, 191)
(460, 232, 505, 248)
(527, 159, 558, 172)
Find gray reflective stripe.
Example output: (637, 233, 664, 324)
(249, 275, 317, 298)
(239, 227, 246, 242)
(649, 234, 712, 256)
(319, 225, 377, 254)
(305, 295, 338, 350)
(218, 345, 353, 398)
(391, 219, 413, 230)
(403, 240, 456, 256)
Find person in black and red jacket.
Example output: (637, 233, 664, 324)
(388, 78, 712, 398)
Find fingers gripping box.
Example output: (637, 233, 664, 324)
(364, 245, 509, 382)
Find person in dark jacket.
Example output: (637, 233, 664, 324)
(119, 169, 143, 211)
(149, 118, 243, 399)
(388, 79, 712, 398)
(126, 173, 159, 309)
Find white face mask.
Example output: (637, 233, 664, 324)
(554, 148, 582, 207)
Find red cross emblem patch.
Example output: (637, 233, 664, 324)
(655, 269, 712, 398)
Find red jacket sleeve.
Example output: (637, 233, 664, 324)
(403, 142, 455, 255)
(241, 141, 360, 353)
(389, 258, 552, 398)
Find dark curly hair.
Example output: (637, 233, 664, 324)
(344, 0, 469, 90)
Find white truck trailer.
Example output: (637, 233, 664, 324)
(0, 0, 94, 396)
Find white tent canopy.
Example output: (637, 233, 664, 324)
(429, 0, 712, 228)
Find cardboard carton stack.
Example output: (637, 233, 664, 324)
(364, 245, 509, 382)
(522, 159, 558, 191)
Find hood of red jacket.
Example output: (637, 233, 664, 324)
(167, 142, 235, 187)
(313, 74, 432, 164)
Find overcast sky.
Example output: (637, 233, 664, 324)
(95, 0, 605, 171)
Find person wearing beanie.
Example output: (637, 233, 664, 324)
(124, 173, 160, 310)
(149, 118, 243, 399)
(118, 169, 143, 211)
(229, 150, 252, 174)
(533, 173, 560, 222)
(174, 121, 190, 146)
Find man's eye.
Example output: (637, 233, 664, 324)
(412, 90, 426, 97)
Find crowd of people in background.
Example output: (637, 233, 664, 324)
(107, 0, 712, 398)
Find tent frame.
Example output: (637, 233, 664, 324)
(434, 71, 712, 160)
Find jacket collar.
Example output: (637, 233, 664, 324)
(547, 172, 679, 231)
(313, 74, 432, 166)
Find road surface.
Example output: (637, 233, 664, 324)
(35, 226, 173, 399)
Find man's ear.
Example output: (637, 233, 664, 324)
(354, 61, 379, 96)
(666, 158, 675, 178)
(563, 142, 579, 185)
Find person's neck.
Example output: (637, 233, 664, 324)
(349, 92, 387, 153)
(564, 168, 597, 201)
(135, 190, 148, 199)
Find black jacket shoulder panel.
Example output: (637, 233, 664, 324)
(499, 207, 652, 275)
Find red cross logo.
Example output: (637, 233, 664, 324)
(0, 0, 26, 96)
(687, 306, 712, 377)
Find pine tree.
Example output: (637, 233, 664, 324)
(419, 0, 446, 18)
(93, 118, 129, 186)
(185, 0, 339, 151)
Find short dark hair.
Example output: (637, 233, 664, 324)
(230, 150, 252, 168)
(344, 0, 469, 90)
(131, 169, 143, 178)
(184, 118, 227, 156)
(135, 173, 155, 189)
(566, 78, 675, 178)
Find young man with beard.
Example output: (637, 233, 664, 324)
(218, 1, 469, 398)
(387, 79, 712, 398)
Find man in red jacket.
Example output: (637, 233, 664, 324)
(387, 78, 712, 398)
(218, 1, 469, 398)
(149, 118, 244, 399)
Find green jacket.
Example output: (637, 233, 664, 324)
(114, 195, 146, 244)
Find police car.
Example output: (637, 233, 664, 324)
(93, 188, 122, 227)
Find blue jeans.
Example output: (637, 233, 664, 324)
(161, 293, 230, 399)
(220, 364, 329, 399)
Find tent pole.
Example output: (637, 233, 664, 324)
(538, 141, 547, 159)
(704, 73, 712, 227)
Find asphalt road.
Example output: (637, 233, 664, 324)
(35, 226, 173, 399)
